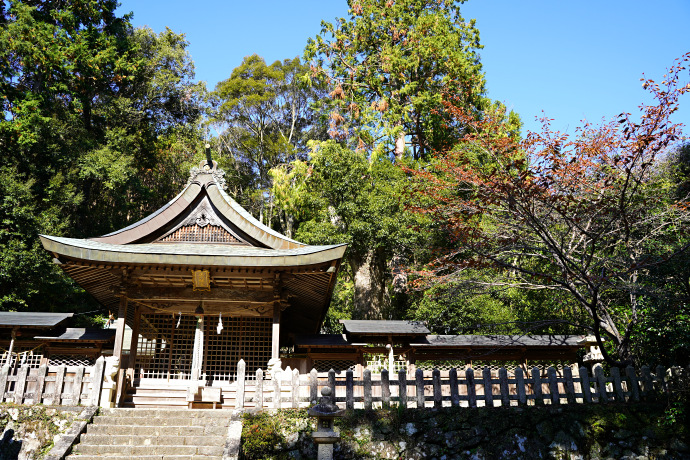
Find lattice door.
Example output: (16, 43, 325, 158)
(203, 317, 271, 382)
(135, 313, 197, 380)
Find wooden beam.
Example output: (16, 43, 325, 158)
(126, 286, 275, 302)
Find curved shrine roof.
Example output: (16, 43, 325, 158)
(39, 161, 347, 336)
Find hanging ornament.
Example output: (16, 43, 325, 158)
(176, 311, 182, 328)
(217, 313, 223, 334)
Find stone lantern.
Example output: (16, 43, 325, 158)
(308, 387, 344, 460)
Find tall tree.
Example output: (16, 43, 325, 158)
(304, 0, 485, 159)
(407, 54, 690, 365)
(0, 1, 205, 312)
(272, 140, 427, 319)
(209, 55, 327, 235)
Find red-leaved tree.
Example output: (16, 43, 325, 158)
(408, 53, 690, 365)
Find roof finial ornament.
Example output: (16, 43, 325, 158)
(187, 143, 227, 191)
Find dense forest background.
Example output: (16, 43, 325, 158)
(1, 0, 689, 369)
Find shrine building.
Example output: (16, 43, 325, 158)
(39, 160, 346, 391)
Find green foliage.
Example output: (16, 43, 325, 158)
(209, 55, 327, 233)
(0, 1, 205, 313)
(305, 0, 487, 159)
(240, 410, 313, 460)
(272, 140, 430, 318)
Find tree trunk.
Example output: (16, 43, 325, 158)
(350, 249, 388, 320)
(394, 129, 405, 161)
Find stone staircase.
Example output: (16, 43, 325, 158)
(67, 408, 242, 460)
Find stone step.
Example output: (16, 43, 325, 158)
(91, 415, 230, 427)
(87, 423, 228, 437)
(66, 456, 214, 460)
(99, 408, 237, 418)
(79, 433, 226, 447)
(72, 443, 224, 456)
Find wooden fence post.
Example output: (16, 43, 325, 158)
(292, 369, 299, 409)
(0, 365, 10, 403)
(449, 368, 460, 407)
(364, 369, 372, 410)
(579, 367, 592, 403)
(563, 366, 576, 404)
(90, 359, 105, 407)
(53, 365, 65, 405)
(466, 368, 476, 408)
(433, 369, 442, 408)
(594, 366, 608, 403)
(547, 367, 559, 405)
(610, 367, 625, 402)
(309, 369, 318, 404)
(73, 367, 85, 405)
(499, 367, 510, 407)
(532, 367, 542, 406)
(398, 369, 407, 408)
(34, 365, 48, 405)
(14, 365, 28, 404)
(273, 369, 281, 409)
(236, 359, 246, 409)
(256, 369, 264, 409)
(515, 367, 526, 406)
(625, 366, 640, 402)
(482, 368, 493, 408)
(415, 369, 424, 409)
(346, 369, 354, 410)
(381, 369, 390, 409)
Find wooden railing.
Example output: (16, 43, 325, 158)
(0, 358, 104, 406)
(231, 361, 681, 409)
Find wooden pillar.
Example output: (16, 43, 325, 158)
(5, 328, 16, 367)
(128, 305, 141, 375)
(191, 316, 204, 377)
(113, 295, 128, 361)
(272, 304, 280, 361)
(387, 343, 395, 376)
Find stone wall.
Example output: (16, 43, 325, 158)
(0, 404, 83, 460)
(240, 403, 689, 459)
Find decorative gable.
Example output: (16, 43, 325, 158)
(154, 197, 249, 245)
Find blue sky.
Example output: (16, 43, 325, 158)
(117, 0, 690, 137)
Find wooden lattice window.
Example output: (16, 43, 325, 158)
(203, 317, 271, 382)
(135, 313, 197, 380)
(48, 355, 93, 367)
(159, 225, 240, 243)
(313, 359, 357, 374)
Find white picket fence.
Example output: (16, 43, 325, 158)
(0, 358, 104, 406)
(231, 362, 681, 409)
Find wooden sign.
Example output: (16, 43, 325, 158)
(191, 270, 211, 291)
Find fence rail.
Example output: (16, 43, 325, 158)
(230, 362, 680, 410)
(0, 358, 104, 406)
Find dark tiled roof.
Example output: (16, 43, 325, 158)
(0, 312, 73, 328)
(410, 335, 584, 347)
(34, 328, 116, 342)
(294, 334, 352, 347)
(341, 320, 430, 336)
